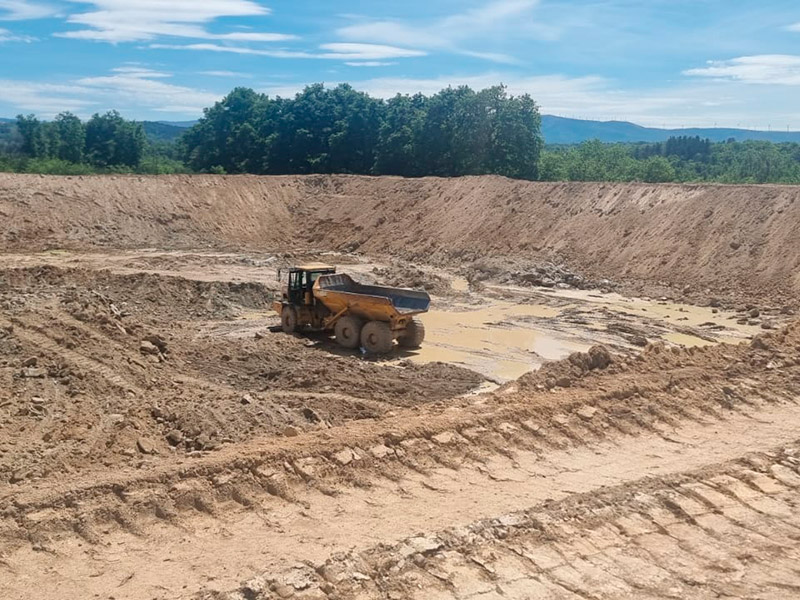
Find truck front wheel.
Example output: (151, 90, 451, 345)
(335, 316, 363, 349)
(361, 321, 394, 355)
(281, 307, 298, 334)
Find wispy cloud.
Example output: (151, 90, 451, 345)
(0, 80, 98, 114)
(0, 0, 58, 20)
(56, 0, 293, 43)
(0, 25, 35, 41)
(344, 61, 396, 68)
(787, 22, 800, 32)
(337, 0, 547, 64)
(151, 42, 426, 61)
(111, 65, 171, 78)
(198, 70, 251, 78)
(685, 55, 800, 85)
(1, 66, 221, 117)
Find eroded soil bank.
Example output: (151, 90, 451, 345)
(2, 173, 799, 306)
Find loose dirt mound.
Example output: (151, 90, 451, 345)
(0, 265, 272, 319)
(1, 174, 799, 304)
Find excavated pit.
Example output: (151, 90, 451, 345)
(1, 174, 799, 600)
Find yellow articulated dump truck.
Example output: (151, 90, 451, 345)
(272, 264, 430, 354)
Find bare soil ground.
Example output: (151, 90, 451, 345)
(1, 174, 799, 600)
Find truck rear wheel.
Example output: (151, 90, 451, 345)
(398, 318, 425, 348)
(361, 321, 393, 355)
(281, 307, 298, 334)
(335, 316, 363, 349)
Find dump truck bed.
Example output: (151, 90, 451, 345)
(313, 273, 430, 323)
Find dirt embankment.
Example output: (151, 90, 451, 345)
(1, 173, 799, 303)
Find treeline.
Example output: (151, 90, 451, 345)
(16, 111, 144, 167)
(1, 111, 185, 175)
(1, 83, 800, 184)
(183, 84, 543, 180)
(541, 138, 800, 184)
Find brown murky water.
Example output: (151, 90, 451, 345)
(404, 281, 766, 382)
(408, 302, 583, 382)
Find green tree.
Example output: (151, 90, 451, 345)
(538, 151, 568, 181)
(374, 93, 427, 176)
(85, 111, 145, 167)
(182, 87, 270, 173)
(53, 112, 86, 163)
(641, 156, 676, 183)
(16, 114, 46, 157)
(481, 86, 543, 180)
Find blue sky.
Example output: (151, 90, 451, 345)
(1, 0, 799, 128)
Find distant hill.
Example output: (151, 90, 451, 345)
(140, 121, 189, 142)
(157, 120, 198, 128)
(542, 115, 800, 144)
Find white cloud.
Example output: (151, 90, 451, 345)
(0, 0, 57, 20)
(199, 70, 251, 78)
(56, 0, 293, 43)
(150, 42, 426, 61)
(0, 66, 221, 117)
(319, 43, 425, 60)
(685, 55, 800, 85)
(210, 32, 289, 42)
(345, 61, 396, 68)
(0, 25, 35, 41)
(75, 71, 219, 108)
(460, 50, 520, 65)
(337, 0, 547, 64)
(787, 22, 800, 32)
(111, 65, 171, 78)
(0, 80, 98, 114)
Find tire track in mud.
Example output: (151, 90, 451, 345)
(2, 315, 798, 599)
(215, 440, 800, 600)
(3, 392, 800, 599)
(4, 314, 145, 395)
(3, 337, 798, 534)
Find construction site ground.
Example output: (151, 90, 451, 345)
(1, 174, 799, 600)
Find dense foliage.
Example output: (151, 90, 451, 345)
(0, 84, 799, 184)
(541, 137, 800, 184)
(16, 111, 145, 167)
(182, 84, 543, 179)
(1, 111, 187, 174)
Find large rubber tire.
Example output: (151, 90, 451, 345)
(360, 321, 394, 355)
(281, 306, 298, 334)
(398, 318, 425, 348)
(335, 315, 363, 349)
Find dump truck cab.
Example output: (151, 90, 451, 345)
(274, 264, 336, 334)
(281, 263, 336, 306)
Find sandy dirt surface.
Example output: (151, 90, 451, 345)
(1, 174, 800, 600)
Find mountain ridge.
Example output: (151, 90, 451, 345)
(542, 115, 800, 144)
